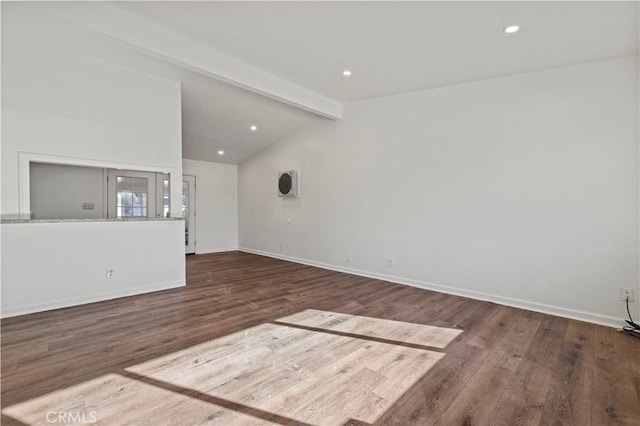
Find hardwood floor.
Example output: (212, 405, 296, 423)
(1, 251, 638, 425)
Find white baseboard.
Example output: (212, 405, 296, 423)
(239, 247, 623, 329)
(195, 247, 238, 255)
(0, 280, 185, 318)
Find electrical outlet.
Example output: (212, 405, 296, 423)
(106, 268, 114, 279)
(346, 254, 352, 263)
(279, 243, 285, 250)
(620, 288, 634, 302)
(386, 258, 393, 268)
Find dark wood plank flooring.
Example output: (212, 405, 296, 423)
(1, 252, 639, 425)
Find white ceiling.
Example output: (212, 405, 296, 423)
(117, 1, 639, 102)
(179, 74, 325, 164)
(9, 2, 638, 164)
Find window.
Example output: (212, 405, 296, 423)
(163, 179, 170, 219)
(116, 176, 149, 218)
(107, 170, 166, 219)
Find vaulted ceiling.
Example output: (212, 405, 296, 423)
(5, 1, 639, 164)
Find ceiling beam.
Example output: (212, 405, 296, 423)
(49, 3, 343, 120)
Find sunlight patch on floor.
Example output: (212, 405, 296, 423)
(2, 373, 280, 426)
(275, 309, 463, 348)
(3, 311, 462, 425)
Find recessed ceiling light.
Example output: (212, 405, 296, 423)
(218, 150, 225, 155)
(250, 125, 258, 132)
(343, 70, 352, 77)
(504, 25, 520, 34)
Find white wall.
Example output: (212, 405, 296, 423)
(183, 159, 238, 253)
(30, 163, 106, 220)
(1, 4, 185, 316)
(1, 4, 183, 217)
(1, 221, 185, 317)
(239, 56, 639, 327)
